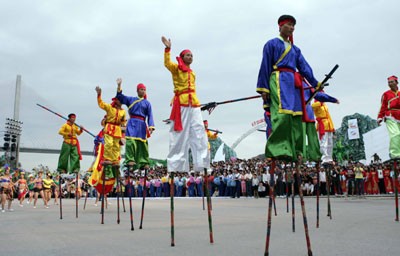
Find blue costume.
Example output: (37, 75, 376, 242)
(116, 89, 155, 167)
(256, 36, 321, 161)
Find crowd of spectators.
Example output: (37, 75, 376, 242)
(2, 158, 400, 212)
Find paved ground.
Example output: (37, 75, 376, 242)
(1, 195, 399, 256)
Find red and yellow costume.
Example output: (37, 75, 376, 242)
(97, 95, 126, 164)
(164, 48, 209, 173)
(312, 101, 335, 163)
(57, 116, 83, 173)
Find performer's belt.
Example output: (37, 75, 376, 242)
(174, 89, 196, 96)
(106, 121, 122, 125)
(170, 89, 196, 131)
(274, 67, 295, 73)
(130, 115, 145, 121)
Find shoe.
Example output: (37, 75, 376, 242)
(19, 204, 23, 207)
(94, 204, 98, 207)
(26, 201, 30, 204)
(7, 209, 14, 212)
(1, 209, 5, 213)
(33, 206, 36, 209)
(45, 206, 49, 209)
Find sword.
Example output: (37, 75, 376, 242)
(305, 64, 339, 105)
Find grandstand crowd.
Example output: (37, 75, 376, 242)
(1, 157, 400, 212)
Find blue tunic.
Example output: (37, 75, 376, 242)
(257, 37, 319, 115)
(116, 92, 155, 141)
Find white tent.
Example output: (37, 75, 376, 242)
(363, 125, 390, 164)
(212, 143, 225, 162)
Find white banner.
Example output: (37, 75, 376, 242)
(348, 119, 360, 140)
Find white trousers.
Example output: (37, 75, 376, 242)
(320, 132, 334, 163)
(167, 107, 209, 173)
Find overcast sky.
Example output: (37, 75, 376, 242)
(1, 0, 399, 171)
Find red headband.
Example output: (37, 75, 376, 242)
(278, 19, 293, 27)
(279, 19, 294, 44)
(180, 49, 191, 57)
(137, 83, 147, 99)
(137, 83, 146, 90)
(388, 75, 398, 82)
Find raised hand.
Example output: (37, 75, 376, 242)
(161, 36, 171, 48)
(95, 86, 102, 95)
(116, 78, 122, 91)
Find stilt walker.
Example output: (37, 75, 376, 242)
(162, 36, 213, 246)
(115, 77, 155, 229)
(310, 83, 339, 223)
(56, 113, 84, 219)
(88, 125, 117, 222)
(377, 75, 400, 221)
(94, 85, 126, 225)
(256, 14, 334, 255)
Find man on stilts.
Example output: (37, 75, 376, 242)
(162, 36, 214, 246)
(377, 75, 400, 221)
(257, 14, 323, 256)
(57, 113, 84, 219)
(57, 113, 84, 174)
(115, 78, 155, 229)
(95, 86, 126, 174)
(95, 86, 126, 224)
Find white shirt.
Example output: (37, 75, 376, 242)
(377, 169, 383, 179)
(319, 171, 326, 182)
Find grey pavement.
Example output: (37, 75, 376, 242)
(1, 196, 399, 256)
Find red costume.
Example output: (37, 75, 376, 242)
(383, 168, 394, 193)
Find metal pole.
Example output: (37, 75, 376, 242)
(14, 75, 21, 121)
(14, 75, 22, 168)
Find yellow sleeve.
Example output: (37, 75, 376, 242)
(121, 109, 127, 126)
(97, 95, 111, 113)
(58, 124, 69, 136)
(73, 124, 83, 136)
(164, 49, 178, 74)
(311, 101, 322, 109)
